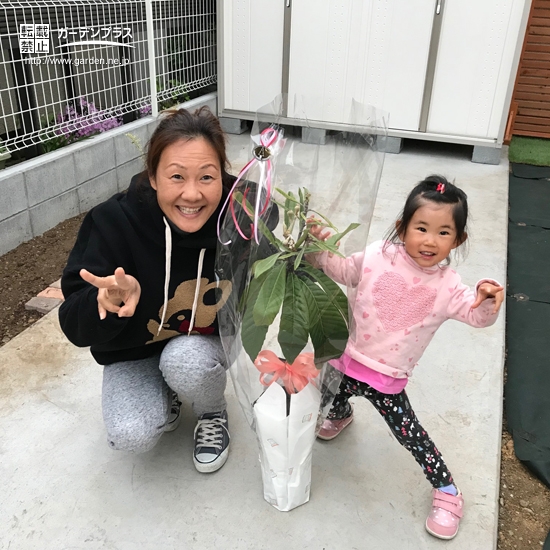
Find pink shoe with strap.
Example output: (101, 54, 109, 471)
(425, 488, 464, 540)
(317, 407, 353, 440)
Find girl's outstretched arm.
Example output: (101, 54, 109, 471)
(306, 219, 364, 287)
(471, 282, 504, 314)
(446, 276, 504, 327)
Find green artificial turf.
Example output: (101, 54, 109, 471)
(508, 136, 550, 167)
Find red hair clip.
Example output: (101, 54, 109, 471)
(436, 183, 445, 193)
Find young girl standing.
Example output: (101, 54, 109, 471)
(310, 175, 504, 540)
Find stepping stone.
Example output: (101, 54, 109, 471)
(50, 278, 61, 289)
(37, 287, 64, 300)
(24, 296, 63, 314)
(24, 279, 65, 314)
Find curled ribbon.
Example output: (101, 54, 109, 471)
(217, 126, 283, 245)
(254, 350, 319, 394)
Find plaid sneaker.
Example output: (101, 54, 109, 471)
(193, 410, 230, 473)
(164, 391, 182, 432)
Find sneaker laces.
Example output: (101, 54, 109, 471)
(170, 392, 181, 414)
(195, 416, 227, 450)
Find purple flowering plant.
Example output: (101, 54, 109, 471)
(138, 104, 152, 118)
(42, 97, 122, 153)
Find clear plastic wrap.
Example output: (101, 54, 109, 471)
(216, 95, 387, 511)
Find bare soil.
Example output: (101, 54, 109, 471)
(0, 212, 548, 548)
(0, 213, 85, 344)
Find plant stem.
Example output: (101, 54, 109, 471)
(294, 227, 310, 249)
(298, 191, 309, 236)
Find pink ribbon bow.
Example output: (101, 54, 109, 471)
(436, 183, 445, 193)
(254, 350, 319, 394)
(217, 126, 282, 245)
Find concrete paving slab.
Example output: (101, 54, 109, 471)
(1, 135, 507, 550)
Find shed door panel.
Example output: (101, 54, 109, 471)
(427, 0, 526, 139)
(287, 0, 435, 130)
(222, 0, 285, 112)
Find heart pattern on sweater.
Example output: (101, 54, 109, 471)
(372, 271, 436, 332)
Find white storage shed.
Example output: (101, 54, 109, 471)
(217, 0, 532, 163)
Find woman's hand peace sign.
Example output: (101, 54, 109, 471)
(80, 267, 141, 320)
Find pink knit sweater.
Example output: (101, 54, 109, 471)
(317, 241, 500, 380)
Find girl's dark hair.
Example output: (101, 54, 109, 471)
(144, 106, 232, 190)
(385, 175, 469, 261)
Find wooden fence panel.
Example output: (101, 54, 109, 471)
(508, 0, 550, 139)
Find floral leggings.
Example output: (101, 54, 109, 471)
(328, 375, 454, 489)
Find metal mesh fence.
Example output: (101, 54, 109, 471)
(0, 0, 217, 154)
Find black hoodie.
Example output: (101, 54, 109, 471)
(59, 172, 276, 365)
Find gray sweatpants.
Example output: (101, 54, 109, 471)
(102, 335, 227, 453)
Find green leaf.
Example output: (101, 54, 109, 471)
(288, 191, 300, 233)
(278, 272, 310, 364)
(325, 223, 361, 247)
(297, 263, 349, 322)
(233, 192, 285, 251)
(284, 209, 291, 232)
(284, 190, 296, 229)
(257, 215, 286, 251)
(276, 187, 299, 204)
(307, 209, 338, 230)
(253, 253, 282, 279)
(302, 245, 343, 259)
(305, 239, 345, 257)
(241, 272, 269, 362)
(293, 247, 305, 271)
(253, 262, 286, 326)
(298, 276, 349, 363)
(294, 222, 311, 248)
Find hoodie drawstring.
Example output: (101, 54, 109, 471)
(157, 218, 172, 335)
(157, 217, 206, 337)
(188, 248, 206, 335)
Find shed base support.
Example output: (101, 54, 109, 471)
(472, 145, 502, 165)
(219, 117, 248, 135)
(383, 136, 404, 154)
(302, 127, 326, 145)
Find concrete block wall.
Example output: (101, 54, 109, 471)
(0, 92, 217, 257)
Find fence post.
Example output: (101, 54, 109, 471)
(145, 0, 158, 117)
